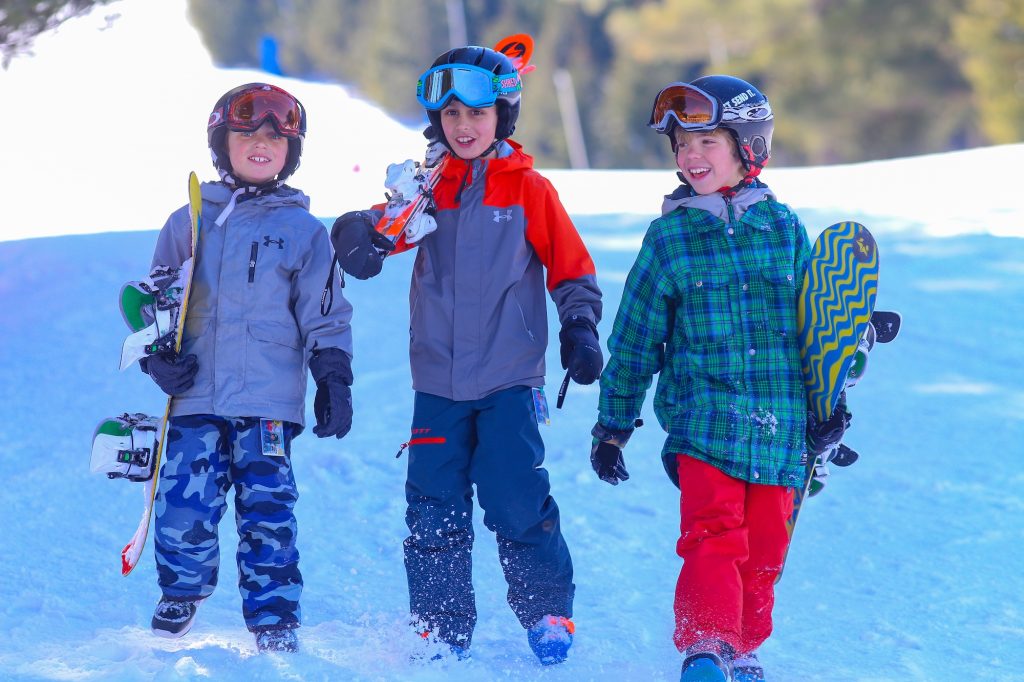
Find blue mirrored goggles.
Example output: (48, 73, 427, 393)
(416, 64, 522, 110)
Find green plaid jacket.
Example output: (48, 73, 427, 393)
(598, 194, 811, 487)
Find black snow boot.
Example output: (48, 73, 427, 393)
(151, 597, 202, 638)
(255, 626, 299, 653)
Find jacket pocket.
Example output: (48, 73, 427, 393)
(180, 317, 214, 396)
(245, 321, 304, 401)
(681, 270, 734, 345)
(510, 287, 537, 342)
(755, 267, 797, 335)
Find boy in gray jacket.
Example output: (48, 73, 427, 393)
(331, 47, 602, 665)
(142, 83, 353, 654)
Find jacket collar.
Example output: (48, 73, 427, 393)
(440, 139, 533, 180)
(661, 183, 776, 229)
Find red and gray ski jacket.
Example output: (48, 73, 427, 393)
(392, 141, 601, 401)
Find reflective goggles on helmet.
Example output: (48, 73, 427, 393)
(210, 85, 306, 138)
(416, 64, 522, 110)
(648, 82, 720, 133)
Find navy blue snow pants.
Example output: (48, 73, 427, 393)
(154, 415, 302, 632)
(403, 387, 574, 648)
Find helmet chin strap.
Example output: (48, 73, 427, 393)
(717, 168, 763, 199)
(477, 136, 505, 159)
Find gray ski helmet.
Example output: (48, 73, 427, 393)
(207, 83, 307, 184)
(422, 46, 522, 150)
(651, 75, 773, 171)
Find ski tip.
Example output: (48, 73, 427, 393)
(494, 33, 534, 74)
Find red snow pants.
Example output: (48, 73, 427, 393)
(672, 454, 793, 655)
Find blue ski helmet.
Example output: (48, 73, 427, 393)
(419, 46, 522, 151)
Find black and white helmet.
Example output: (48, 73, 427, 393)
(649, 74, 774, 172)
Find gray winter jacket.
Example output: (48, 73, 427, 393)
(152, 181, 352, 426)
(394, 141, 602, 401)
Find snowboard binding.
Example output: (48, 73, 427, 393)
(118, 264, 189, 370)
(90, 412, 159, 482)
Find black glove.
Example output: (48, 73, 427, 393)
(806, 393, 852, 456)
(559, 316, 603, 385)
(309, 347, 353, 439)
(330, 210, 392, 280)
(590, 423, 632, 485)
(140, 353, 198, 396)
(591, 441, 630, 485)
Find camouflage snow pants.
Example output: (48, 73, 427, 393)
(154, 414, 302, 632)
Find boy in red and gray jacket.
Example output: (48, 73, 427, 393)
(331, 45, 602, 666)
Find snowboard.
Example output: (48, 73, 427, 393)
(372, 33, 535, 249)
(779, 221, 880, 581)
(804, 309, 902, 496)
(90, 172, 202, 576)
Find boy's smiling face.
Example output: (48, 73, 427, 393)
(673, 128, 746, 195)
(440, 99, 499, 160)
(227, 121, 289, 184)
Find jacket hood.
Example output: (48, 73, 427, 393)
(661, 182, 775, 223)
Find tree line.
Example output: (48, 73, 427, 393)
(5, 0, 1020, 168)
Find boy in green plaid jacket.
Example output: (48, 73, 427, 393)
(591, 76, 811, 682)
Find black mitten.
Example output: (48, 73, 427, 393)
(141, 353, 198, 396)
(330, 210, 392, 280)
(559, 315, 603, 385)
(309, 347, 353, 439)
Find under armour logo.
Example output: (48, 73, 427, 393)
(493, 210, 513, 223)
(263, 236, 285, 249)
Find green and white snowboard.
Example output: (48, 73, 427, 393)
(90, 172, 203, 576)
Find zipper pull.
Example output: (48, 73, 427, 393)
(248, 241, 258, 282)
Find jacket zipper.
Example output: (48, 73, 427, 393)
(248, 241, 258, 283)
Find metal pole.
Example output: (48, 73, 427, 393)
(446, 0, 468, 47)
(553, 68, 590, 169)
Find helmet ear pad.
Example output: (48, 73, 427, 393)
(209, 125, 232, 176)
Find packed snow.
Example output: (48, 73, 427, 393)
(1, 1, 1022, 680)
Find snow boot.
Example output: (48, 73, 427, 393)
(680, 639, 734, 682)
(410, 625, 470, 662)
(255, 626, 299, 653)
(151, 597, 202, 638)
(527, 615, 575, 665)
(733, 651, 766, 682)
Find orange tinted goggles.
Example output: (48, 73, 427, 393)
(648, 83, 720, 133)
(214, 85, 306, 138)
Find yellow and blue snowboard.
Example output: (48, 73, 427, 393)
(781, 221, 879, 578)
